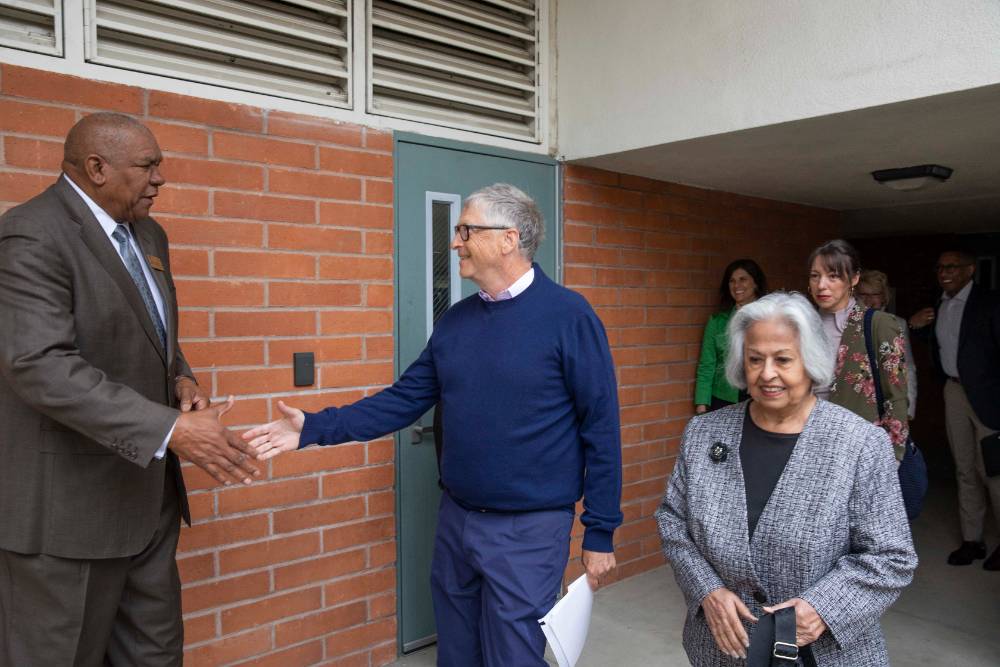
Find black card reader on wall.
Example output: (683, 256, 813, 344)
(293, 352, 315, 387)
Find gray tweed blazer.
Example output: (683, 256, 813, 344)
(655, 399, 917, 667)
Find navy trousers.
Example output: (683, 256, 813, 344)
(431, 492, 573, 667)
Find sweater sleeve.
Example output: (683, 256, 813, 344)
(564, 310, 623, 552)
(694, 314, 720, 407)
(900, 318, 917, 420)
(300, 341, 440, 448)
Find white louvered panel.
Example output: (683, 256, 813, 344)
(368, 0, 540, 142)
(86, 0, 351, 107)
(99, 37, 344, 103)
(388, 0, 534, 42)
(371, 3, 533, 66)
(373, 68, 534, 119)
(477, 0, 534, 15)
(372, 91, 534, 139)
(371, 35, 533, 93)
(0, 0, 62, 56)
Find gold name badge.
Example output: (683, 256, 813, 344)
(147, 255, 165, 271)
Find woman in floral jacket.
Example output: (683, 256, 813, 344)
(807, 240, 909, 460)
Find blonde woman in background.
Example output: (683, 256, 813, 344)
(857, 270, 918, 420)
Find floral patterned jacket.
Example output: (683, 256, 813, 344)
(829, 302, 910, 459)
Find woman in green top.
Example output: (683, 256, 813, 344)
(695, 259, 768, 413)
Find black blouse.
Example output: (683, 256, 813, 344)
(740, 410, 799, 538)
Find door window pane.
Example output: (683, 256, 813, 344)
(431, 200, 453, 325)
(424, 192, 461, 340)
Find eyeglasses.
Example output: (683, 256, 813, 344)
(453, 224, 513, 241)
(936, 263, 973, 273)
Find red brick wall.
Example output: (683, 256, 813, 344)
(560, 165, 840, 584)
(0, 64, 398, 666)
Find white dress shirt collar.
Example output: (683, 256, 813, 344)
(63, 173, 121, 240)
(479, 266, 535, 302)
(941, 280, 973, 304)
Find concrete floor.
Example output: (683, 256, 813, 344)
(390, 478, 1000, 666)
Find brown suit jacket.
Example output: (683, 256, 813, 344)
(0, 176, 191, 559)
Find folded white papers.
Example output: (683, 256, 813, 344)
(538, 574, 594, 667)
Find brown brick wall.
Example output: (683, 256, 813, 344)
(561, 165, 840, 584)
(0, 64, 397, 667)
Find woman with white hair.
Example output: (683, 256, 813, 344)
(656, 292, 916, 666)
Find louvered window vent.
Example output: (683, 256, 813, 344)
(84, 0, 351, 107)
(0, 0, 63, 56)
(367, 0, 540, 142)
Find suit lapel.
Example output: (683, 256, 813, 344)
(840, 303, 865, 354)
(709, 403, 759, 580)
(57, 179, 168, 366)
(828, 303, 864, 399)
(958, 285, 978, 354)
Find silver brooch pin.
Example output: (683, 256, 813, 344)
(709, 442, 729, 463)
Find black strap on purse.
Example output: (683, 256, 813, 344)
(863, 308, 887, 423)
(747, 606, 799, 665)
(863, 308, 929, 519)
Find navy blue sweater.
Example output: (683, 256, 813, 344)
(299, 266, 623, 551)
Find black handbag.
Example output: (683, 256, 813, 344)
(747, 607, 815, 666)
(863, 308, 929, 520)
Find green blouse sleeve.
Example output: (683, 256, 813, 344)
(694, 312, 723, 406)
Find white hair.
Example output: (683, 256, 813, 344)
(724, 291, 834, 390)
(464, 183, 545, 261)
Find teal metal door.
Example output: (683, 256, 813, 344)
(394, 134, 559, 652)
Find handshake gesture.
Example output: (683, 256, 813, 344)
(167, 377, 306, 487)
(167, 378, 262, 486)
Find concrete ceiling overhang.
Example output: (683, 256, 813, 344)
(570, 83, 1000, 237)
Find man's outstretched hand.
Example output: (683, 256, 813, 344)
(242, 400, 305, 461)
(169, 397, 261, 485)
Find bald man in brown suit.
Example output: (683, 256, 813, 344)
(0, 113, 260, 666)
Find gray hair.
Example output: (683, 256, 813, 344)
(724, 291, 834, 390)
(464, 183, 545, 261)
(859, 269, 890, 305)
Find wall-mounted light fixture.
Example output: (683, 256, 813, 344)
(871, 164, 953, 191)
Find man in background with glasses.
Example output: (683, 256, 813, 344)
(244, 183, 623, 667)
(909, 250, 1000, 570)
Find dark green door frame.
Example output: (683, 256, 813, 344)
(391, 132, 562, 654)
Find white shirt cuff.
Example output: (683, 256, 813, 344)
(155, 418, 177, 460)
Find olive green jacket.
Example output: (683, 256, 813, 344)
(828, 303, 910, 460)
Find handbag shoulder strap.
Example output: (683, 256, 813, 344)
(863, 307, 886, 421)
(747, 606, 799, 666)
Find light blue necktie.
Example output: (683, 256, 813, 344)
(112, 224, 167, 351)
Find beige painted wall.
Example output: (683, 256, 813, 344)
(556, 0, 1000, 159)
